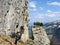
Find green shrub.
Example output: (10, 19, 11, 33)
(34, 22, 43, 26)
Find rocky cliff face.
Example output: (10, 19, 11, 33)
(0, 0, 29, 42)
(32, 26, 50, 45)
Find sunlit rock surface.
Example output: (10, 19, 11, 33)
(32, 26, 50, 45)
(0, 0, 29, 42)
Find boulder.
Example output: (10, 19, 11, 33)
(32, 26, 50, 45)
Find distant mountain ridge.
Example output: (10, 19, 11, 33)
(44, 20, 60, 35)
(29, 20, 60, 35)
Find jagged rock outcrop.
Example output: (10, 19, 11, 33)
(32, 26, 50, 45)
(0, 0, 29, 42)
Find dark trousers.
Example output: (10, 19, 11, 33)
(14, 30, 24, 45)
(14, 37, 20, 45)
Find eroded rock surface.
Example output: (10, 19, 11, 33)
(0, 0, 29, 42)
(32, 26, 50, 45)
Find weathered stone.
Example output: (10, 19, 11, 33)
(32, 26, 50, 45)
(0, 0, 29, 42)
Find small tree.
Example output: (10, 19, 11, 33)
(34, 22, 43, 26)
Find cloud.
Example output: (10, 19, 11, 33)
(29, 14, 44, 19)
(39, 15, 44, 18)
(46, 10, 60, 17)
(47, 10, 52, 12)
(29, 8, 37, 11)
(48, 2, 60, 6)
(29, 1, 36, 8)
(39, 7, 43, 10)
(34, 14, 44, 19)
(46, 13, 56, 17)
(29, 1, 37, 11)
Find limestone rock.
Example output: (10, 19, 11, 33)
(0, 0, 29, 42)
(32, 26, 50, 45)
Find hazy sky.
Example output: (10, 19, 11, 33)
(29, 0, 60, 23)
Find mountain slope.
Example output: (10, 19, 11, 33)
(44, 20, 60, 35)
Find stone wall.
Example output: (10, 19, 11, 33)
(32, 26, 50, 45)
(0, 0, 29, 42)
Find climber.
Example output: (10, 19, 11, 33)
(14, 32, 20, 45)
(14, 26, 24, 45)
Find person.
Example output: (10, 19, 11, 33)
(14, 32, 20, 45)
(14, 26, 24, 45)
